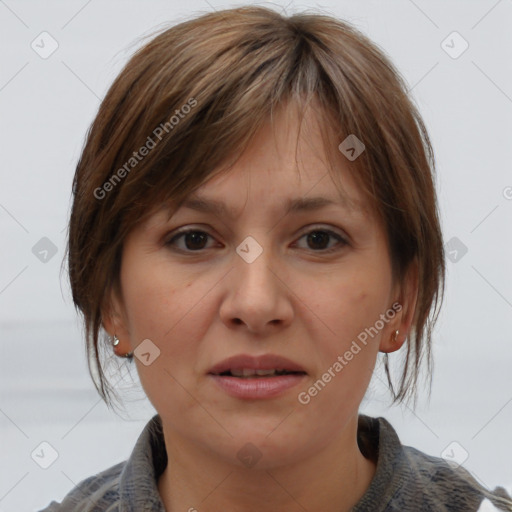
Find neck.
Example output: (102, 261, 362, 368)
(157, 414, 376, 512)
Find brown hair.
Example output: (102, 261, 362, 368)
(65, 5, 445, 410)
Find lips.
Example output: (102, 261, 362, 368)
(208, 354, 307, 377)
(208, 354, 307, 399)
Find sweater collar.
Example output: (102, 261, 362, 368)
(119, 414, 167, 511)
(117, 413, 400, 511)
(353, 414, 409, 511)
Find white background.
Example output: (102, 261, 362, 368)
(0, 0, 511, 510)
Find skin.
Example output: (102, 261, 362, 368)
(104, 100, 418, 512)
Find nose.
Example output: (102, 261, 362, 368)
(219, 244, 293, 335)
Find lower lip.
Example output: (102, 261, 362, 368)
(209, 374, 306, 399)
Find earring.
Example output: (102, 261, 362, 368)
(393, 330, 399, 342)
(111, 334, 133, 359)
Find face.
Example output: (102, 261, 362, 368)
(106, 101, 416, 469)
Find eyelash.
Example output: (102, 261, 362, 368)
(165, 226, 349, 254)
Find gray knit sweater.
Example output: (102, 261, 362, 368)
(39, 414, 512, 511)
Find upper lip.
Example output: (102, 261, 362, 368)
(208, 354, 307, 375)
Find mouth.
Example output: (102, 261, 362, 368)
(207, 354, 307, 399)
(208, 353, 307, 377)
(213, 368, 306, 378)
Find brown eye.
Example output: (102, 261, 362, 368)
(166, 230, 214, 251)
(307, 231, 330, 250)
(165, 226, 348, 254)
(295, 228, 348, 253)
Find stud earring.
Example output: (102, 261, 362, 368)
(393, 330, 399, 342)
(110, 334, 133, 359)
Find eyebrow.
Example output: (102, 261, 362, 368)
(176, 194, 361, 218)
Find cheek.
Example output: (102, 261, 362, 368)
(120, 257, 216, 356)
(121, 269, 175, 339)
(308, 267, 389, 349)
(119, 259, 212, 409)
(297, 267, 390, 412)
(298, 280, 383, 419)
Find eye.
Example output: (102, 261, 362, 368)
(294, 227, 348, 253)
(166, 229, 216, 252)
(166, 226, 348, 254)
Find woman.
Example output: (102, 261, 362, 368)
(41, 5, 512, 511)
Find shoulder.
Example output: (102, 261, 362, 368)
(38, 460, 125, 511)
(355, 414, 512, 512)
(401, 444, 512, 511)
(38, 414, 166, 512)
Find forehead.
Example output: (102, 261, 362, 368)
(175, 189, 363, 219)
(145, 98, 378, 228)
(183, 106, 369, 207)
(153, 175, 374, 236)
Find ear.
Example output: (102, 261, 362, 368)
(379, 260, 419, 354)
(101, 284, 132, 356)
